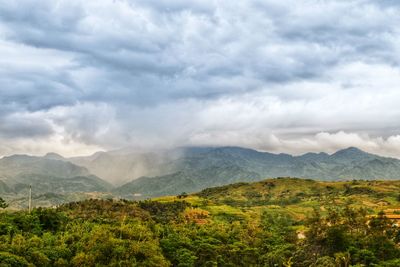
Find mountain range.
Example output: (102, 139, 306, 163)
(114, 146, 400, 197)
(2, 146, 400, 205)
(0, 154, 112, 207)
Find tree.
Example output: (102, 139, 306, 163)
(0, 252, 29, 266)
(177, 192, 188, 199)
(0, 197, 8, 209)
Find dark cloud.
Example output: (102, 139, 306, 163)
(1, 0, 400, 156)
(0, 113, 53, 139)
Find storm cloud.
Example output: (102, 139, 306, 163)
(1, 0, 400, 157)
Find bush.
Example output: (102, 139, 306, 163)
(0, 252, 29, 267)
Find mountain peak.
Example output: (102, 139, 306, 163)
(344, 146, 362, 151)
(330, 147, 373, 163)
(44, 152, 65, 160)
(333, 147, 366, 155)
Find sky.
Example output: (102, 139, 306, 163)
(1, 0, 400, 157)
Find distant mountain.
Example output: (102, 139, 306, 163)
(0, 180, 12, 194)
(69, 150, 178, 186)
(3, 146, 400, 201)
(0, 155, 112, 202)
(115, 165, 261, 198)
(0, 154, 89, 180)
(330, 147, 374, 164)
(297, 152, 330, 162)
(44, 152, 65, 161)
(9, 174, 111, 195)
(113, 146, 400, 198)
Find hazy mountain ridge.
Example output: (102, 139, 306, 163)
(113, 146, 400, 198)
(115, 165, 261, 198)
(68, 150, 181, 186)
(2, 146, 400, 201)
(0, 154, 90, 181)
(0, 155, 112, 202)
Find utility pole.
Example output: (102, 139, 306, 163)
(28, 185, 32, 213)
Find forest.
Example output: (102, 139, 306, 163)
(1, 178, 400, 266)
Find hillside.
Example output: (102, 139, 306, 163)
(0, 155, 112, 208)
(115, 166, 260, 198)
(0, 155, 90, 180)
(3, 146, 400, 201)
(1, 178, 400, 266)
(114, 146, 400, 198)
(193, 177, 400, 218)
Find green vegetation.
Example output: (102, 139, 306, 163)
(1, 178, 400, 266)
(5, 146, 400, 206)
(0, 197, 7, 209)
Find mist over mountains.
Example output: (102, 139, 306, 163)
(0, 154, 111, 195)
(2, 146, 400, 205)
(113, 146, 400, 197)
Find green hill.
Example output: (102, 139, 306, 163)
(193, 177, 400, 219)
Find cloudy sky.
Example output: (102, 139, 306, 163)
(1, 0, 400, 157)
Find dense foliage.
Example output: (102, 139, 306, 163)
(2, 178, 400, 266)
(0, 197, 7, 209)
(1, 193, 400, 266)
